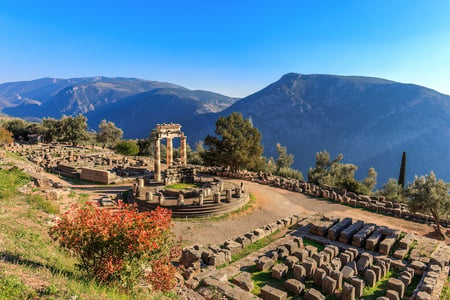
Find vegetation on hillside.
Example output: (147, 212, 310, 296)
(406, 171, 450, 239)
(202, 112, 264, 172)
(0, 165, 177, 299)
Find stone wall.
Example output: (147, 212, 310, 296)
(80, 168, 111, 184)
(201, 167, 450, 229)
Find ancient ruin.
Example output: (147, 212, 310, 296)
(153, 123, 187, 182)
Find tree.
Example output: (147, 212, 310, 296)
(275, 143, 294, 170)
(202, 112, 263, 172)
(398, 151, 407, 188)
(264, 157, 277, 174)
(114, 140, 139, 156)
(406, 171, 450, 239)
(378, 178, 405, 202)
(308, 151, 356, 186)
(96, 120, 123, 148)
(41, 118, 64, 143)
(187, 142, 204, 165)
(362, 167, 378, 194)
(60, 115, 90, 146)
(0, 127, 13, 145)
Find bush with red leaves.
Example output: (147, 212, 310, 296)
(49, 201, 180, 291)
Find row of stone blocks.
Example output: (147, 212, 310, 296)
(251, 232, 444, 300)
(180, 213, 302, 283)
(203, 166, 450, 228)
(310, 216, 401, 255)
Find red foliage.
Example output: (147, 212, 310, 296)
(49, 201, 180, 291)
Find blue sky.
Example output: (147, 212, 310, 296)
(1, 1, 450, 97)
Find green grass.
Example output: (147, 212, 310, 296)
(302, 238, 325, 252)
(164, 183, 197, 190)
(0, 163, 176, 299)
(0, 275, 36, 299)
(441, 276, 450, 300)
(28, 193, 60, 215)
(362, 270, 396, 299)
(231, 230, 281, 262)
(0, 167, 30, 201)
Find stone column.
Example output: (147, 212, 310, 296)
(213, 192, 221, 203)
(180, 136, 187, 166)
(199, 194, 204, 206)
(145, 192, 152, 201)
(178, 193, 184, 206)
(154, 138, 161, 181)
(159, 193, 165, 205)
(138, 178, 144, 189)
(166, 137, 173, 166)
(225, 189, 232, 202)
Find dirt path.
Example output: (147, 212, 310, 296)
(173, 180, 442, 246)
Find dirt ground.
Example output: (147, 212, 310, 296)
(173, 180, 448, 246)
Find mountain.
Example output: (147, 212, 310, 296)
(2, 73, 449, 186)
(2, 77, 184, 118)
(217, 73, 450, 186)
(85, 87, 236, 140)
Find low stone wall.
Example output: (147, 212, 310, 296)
(201, 167, 450, 229)
(80, 168, 111, 184)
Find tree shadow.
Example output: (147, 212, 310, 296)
(1, 251, 77, 280)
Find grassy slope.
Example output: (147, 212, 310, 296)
(0, 166, 170, 299)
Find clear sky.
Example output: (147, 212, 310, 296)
(1, 1, 450, 97)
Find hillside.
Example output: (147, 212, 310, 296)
(2, 73, 449, 186)
(85, 87, 234, 140)
(217, 73, 450, 185)
(2, 77, 184, 118)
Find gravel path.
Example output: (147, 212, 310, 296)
(173, 179, 440, 246)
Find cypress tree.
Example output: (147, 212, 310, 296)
(398, 151, 406, 188)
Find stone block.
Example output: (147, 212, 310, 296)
(415, 291, 431, 300)
(235, 236, 251, 247)
(313, 268, 327, 286)
(339, 252, 352, 266)
(327, 217, 352, 240)
(366, 230, 383, 251)
(339, 220, 364, 244)
(365, 269, 377, 287)
(322, 275, 337, 295)
(284, 278, 304, 295)
(312, 252, 325, 266)
(386, 278, 405, 298)
(303, 257, 317, 278)
(350, 277, 364, 298)
(293, 249, 309, 262)
(231, 271, 254, 292)
(256, 256, 275, 271)
(261, 285, 287, 300)
(379, 236, 396, 255)
(409, 260, 427, 275)
(277, 245, 290, 259)
(372, 265, 382, 281)
(341, 266, 355, 280)
(304, 288, 326, 300)
(223, 240, 242, 255)
(352, 223, 376, 247)
(293, 264, 306, 282)
(305, 245, 318, 256)
(284, 255, 299, 269)
(385, 290, 400, 300)
(331, 257, 342, 271)
(330, 270, 343, 289)
(284, 240, 299, 254)
(356, 252, 373, 274)
(341, 282, 355, 300)
(272, 263, 288, 279)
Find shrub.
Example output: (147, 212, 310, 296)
(114, 140, 139, 156)
(49, 202, 180, 291)
(275, 167, 304, 181)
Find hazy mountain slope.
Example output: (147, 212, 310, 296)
(86, 88, 236, 140)
(2, 77, 183, 118)
(217, 73, 450, 185)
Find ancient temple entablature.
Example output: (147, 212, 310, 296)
(153, 123, 187, 181)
